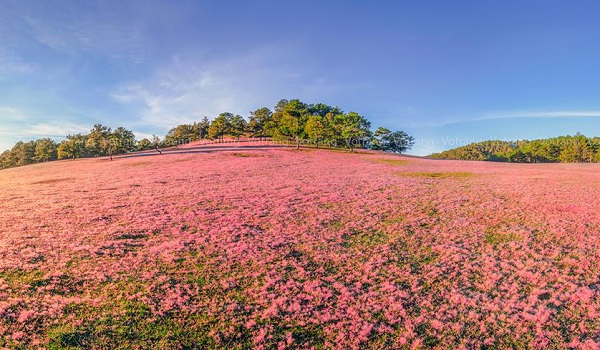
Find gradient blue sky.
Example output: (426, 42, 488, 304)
(1, 0, 600, 155)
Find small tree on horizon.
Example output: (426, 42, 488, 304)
(230, 115, 248, 140)
(248, 107, 272, 140)
(152, 135, 163, 154)
(208, 113, 233, 142)
(86, 124, 111, 157)
(34, 138, 58, 162)
(58, 134, 88, 160)
(370, 127, 415, 153)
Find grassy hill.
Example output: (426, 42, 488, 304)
(1, 143, 600, 348)
(430, 134, 600, 163)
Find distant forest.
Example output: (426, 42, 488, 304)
(429, 134, 600, 163)
(0, 99, 414, 170)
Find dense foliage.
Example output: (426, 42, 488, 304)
(429, 134, 600, 163)
(0, 99, 412, 170)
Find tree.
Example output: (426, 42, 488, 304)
(58, 134, 87, 160)
(305, 103, 342, 148)
(0, 150, 13, 169)
(308, 103, 343, 117)
(208, 113, 233, 142)
(248, 107, 272, 140)
(334, 112, 371, 151)
(86, 124, 111, 157)
(104, 133, 119, 161)
(230, 115, 247, 140)
(111, 127, 136, 155)
(34, 138, 58, 162)
(371, 127, 415, 153)
(136, 138, 153, 151)
(305, 115, 329, 148)
(11, 141, 36, 166)
(165, 124, 196, 147)
(197, 117, 211, 139)
(152, 135, 163, 154)
(273, 99, 309, 149)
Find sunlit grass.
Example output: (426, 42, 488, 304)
(368, 158, 411, 165)
(395, 171, 475, 179)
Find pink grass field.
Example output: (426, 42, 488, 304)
(1, 145, 600, 349)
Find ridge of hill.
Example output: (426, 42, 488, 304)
(429, 134, 600, 163)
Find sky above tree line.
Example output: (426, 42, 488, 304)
(1, 0, 600, 155)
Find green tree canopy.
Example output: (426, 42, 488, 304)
(58, 134, 88, 160)
(86, 124, 111, 157)
(208, 113, 233, 141)
(34, 138, 58, 162)
(370, 127, 415, 153)
(334, 112, 371, 151)
(229, 115, 248, 140)
(248, 107, 272, 139)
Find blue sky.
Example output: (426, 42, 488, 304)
(1, 0, 600, 155)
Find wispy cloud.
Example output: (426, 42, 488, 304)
(24, 122, 90, 137)
(0, 105, 92, 151)
(419, 110, 600, 128)
(0, 49, 36, 79)
(0, 106, 32, 121)
(473, 110, 600, 121)
(23, 9, 146, 63)
(112, 47, 337, 130)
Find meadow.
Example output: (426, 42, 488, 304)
(1, 143, 599, 349)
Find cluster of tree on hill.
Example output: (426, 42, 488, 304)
(429, 134, 600, 163)
(159, 99, 414, 152)
(0, 98, 414, 170)
(0, 125, 138, 169)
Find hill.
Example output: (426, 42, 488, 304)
(429, 134, 600, 163)
(1, 143, 600, 348)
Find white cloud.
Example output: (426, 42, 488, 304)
(112, 47, 337, 129)
(24, 122, 90, 137)
(0, 105, 92, 151)
(418, 110, 600, 128)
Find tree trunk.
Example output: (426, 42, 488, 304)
(296, 137, 300, 149)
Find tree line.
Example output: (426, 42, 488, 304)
(0, 125, 138, 169)
(159, 99, 414, 152)
(429, 134, 600, 163)
(0, 98, 414, 170)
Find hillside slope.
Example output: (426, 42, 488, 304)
(1, 145, 600, 348)
(430, 134, 600, 163)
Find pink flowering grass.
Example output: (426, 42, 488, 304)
(1, 145, 600, 348)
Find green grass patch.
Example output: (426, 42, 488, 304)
(231, 152, 261, 157)
(0, 268, 45, 288)
(122, 161, 153, 167)
(46, 302, 224, 350)
(341, 229, 390, 249)
(396, 171, 475, 179)
(368, 158, 410, 166)
(390, 237, 439, 274)
(115, 232, 149, 240)
(484, 229, 521, 246)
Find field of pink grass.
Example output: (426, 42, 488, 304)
(1, 145, 600, 349)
